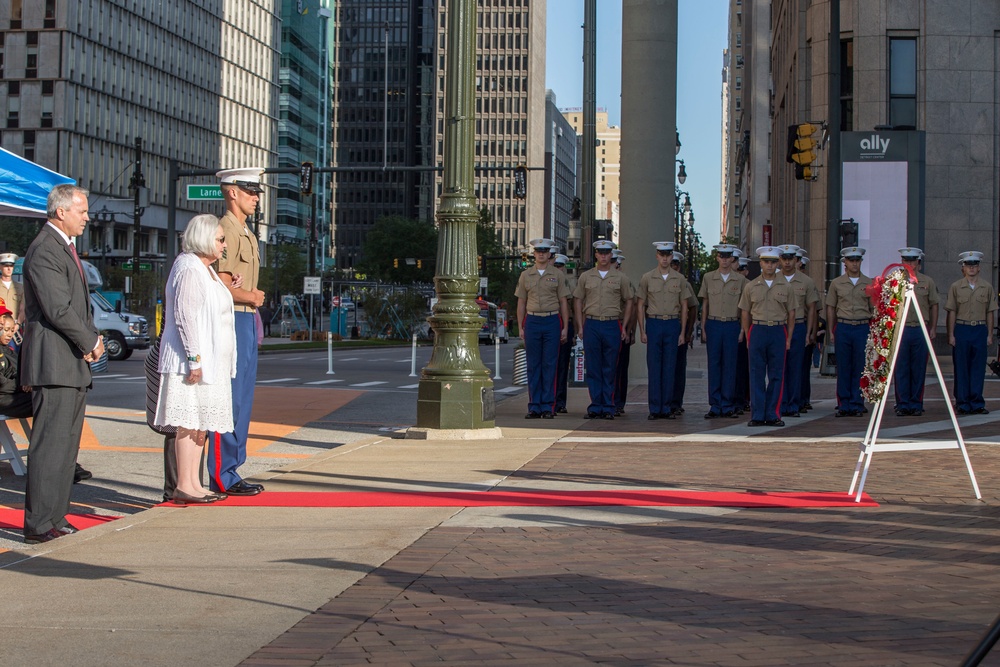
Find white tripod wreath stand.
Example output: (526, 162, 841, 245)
(848, 282, 982, 502)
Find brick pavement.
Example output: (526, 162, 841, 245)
(241, 399, 1000, 666)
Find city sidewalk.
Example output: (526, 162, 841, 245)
(2, 345, 1000, 666)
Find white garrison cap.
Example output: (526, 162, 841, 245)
(841, 246, 866, 259)
(0, 253, 17, 265)
(737, 256, 749, 268)
(652, 241, 675, 252)
(713, 243, 739, 256)
(898, 247, 923, 259)
(776, 244, 800, 257)
(959, 250, 984, 264)
(796, 247, 808, 258)
(672, 251, 685, 263)
(757, 246, 781, 260)
(593, 239, 617, 251)
(611, 249, 625, 262)
(553, 253, 569, 265)
(529, 238, 556, 251)
(217, 167, 265, 193)
(800, 256, 810, 266)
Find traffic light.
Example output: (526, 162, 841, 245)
(513, 164, 528, 199)
(416, 259, 422, 269)
(300, 161, 314, 195)
(786, 123, 820, 181)
(478, 255, 484, 274)
(839, 218, 859, 249)
(393, 258, 399, 268)
(520, 251, 531, 268)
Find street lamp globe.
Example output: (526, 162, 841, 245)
(677, 160, 687, 184)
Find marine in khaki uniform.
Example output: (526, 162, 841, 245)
(637, 241, 692, 420)
(669, 251, 699, 415)
(574, 240, 634, 419)
(738, 246, 794, 427)
(515, 238, 569, 419)
(209, 168, 267, 496)
(892, 247, 939, 416)
(698, 243, 746, 418)
(0, 252, 25, 329)
(796, 250, 821, 411)
(825, 246, 872, 417)
(945, 250, 997, 415)
(611, 249, 636, 416)
(777, 244, 819, 417)
(734, 253, 751, 411)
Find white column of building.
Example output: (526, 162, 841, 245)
(620, 0, 679, 379)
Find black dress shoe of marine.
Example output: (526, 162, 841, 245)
(835, 409, 849, 418)
(851, 410, 865, 417)
(747, 420, 766, 427)
(724, 411, 740, 418)
(586, 412, 599, 419)
(911, 409, 924, 416)
(541, 411, 555, 419)
(802, 403, 813, 411)
(172, 490, 219, 505)
(956, 408, 970, 416)
(525, 412, 541, 419)
(894, 407, 911, 416)
(74, 463, 93, 484)
(556, 406, 568, 414)
(659, 412, 675, 420)
(766, 419, 786, 427)
(647, 413, 659, 420)
(974, 407, 990, 415)
(225, 480, 263, 496)
(704, 411, 721, 419)
(58, 525, 79, 535)
(781, 411, 800, 418)
(601, 413, 614, 420)
(24, 528, 65, 544)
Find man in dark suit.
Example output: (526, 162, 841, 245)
(20, 184, 104, 544)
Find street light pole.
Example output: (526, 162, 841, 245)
(416, 0, 496, 432)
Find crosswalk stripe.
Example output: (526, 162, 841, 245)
(258, 377, 298, 384)
(495, 386, 522, 393)
(398, 383, 420, 389)
(350, 381, 387, 387)
(305, 379, 343, 384)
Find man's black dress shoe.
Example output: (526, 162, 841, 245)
(586, 412, 599, 419)
(766, 419, 786, 427)
(747, 420, 766, 427)
(556, 407, 568, 414)
(647, 413, 659, 420)
(541, 411, 555, 419)
(225, 480, 264, 496)
(58, 525, 79, 535)
(24, 528, 65, 544)
(973, 407, 990, 415)
(658, 412, 675, 420)
(704, 411, 720, 419)
(172, 490, 219, 505)
(525, 412, 541, 419)
(781, 411, 800, 418)
(802, 403, 813, 411)
(600, 413, 614, 420)
(956, 408, 970, 415)
(74, 463, 93, 484)
(835, 409, 849, 418)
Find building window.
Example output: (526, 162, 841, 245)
(889, 37, 916, 128)
(840, 39, 853, 131)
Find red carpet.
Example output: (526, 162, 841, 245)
(0, 509, 118, 531)
(159, 489, 878, 508)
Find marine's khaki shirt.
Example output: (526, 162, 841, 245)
(738, 277, 793, 322)
(216, 210, 261, 305)
(945, 278, 998, 321)
(784, 272, 820, 320)
(825, 274, 873, 320)
(514, 266, 569, 312)
(0, 280, 23, 320)
(698, 270, 746, 319)
(574, 267, 635, 318)
(636, 268, 693, 317)
(906, 272, 940, 326)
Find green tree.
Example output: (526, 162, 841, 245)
(259, 244, 308, 304)
(0, 216, 44, 255)
(476, 207, 519, 310)
(357, 215, 438, 283)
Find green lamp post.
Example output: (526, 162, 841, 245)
(416, 0, 496, 430)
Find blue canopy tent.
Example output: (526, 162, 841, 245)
(0, 147, 75, 217)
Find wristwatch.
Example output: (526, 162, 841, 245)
(187, 354, 201, 363)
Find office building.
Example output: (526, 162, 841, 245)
(543, 90, 576, 250)
(563, 107, 621, 242)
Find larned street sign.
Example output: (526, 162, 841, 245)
(122, 262, 153, 271)
(186, 184, 223, 200)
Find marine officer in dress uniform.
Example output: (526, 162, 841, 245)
(612, 250, 637, 416)
(825, 246, 872, 417)
(945, 250, 997, 415)
(739, 246, 794, 426)
(699, 243, 747, 418)
(515, 238, 569, 419)
(210, 167, 268, 496)
(552, 253, 575, 414)
(734, 253, 751, 412)
(637, 242, 692, 420)
(892, 247, 939, 416)
(776, 244, 819, 418)
(796, 250, 819, 411)
(668, 251, 699, 416)
(574, 240, 634, 419)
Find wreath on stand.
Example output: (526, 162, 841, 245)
(860, 264, 917, 404)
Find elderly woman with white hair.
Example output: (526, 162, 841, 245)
(155, 214, 239, 504)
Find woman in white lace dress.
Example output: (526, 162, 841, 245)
(155, 214, 238, 504)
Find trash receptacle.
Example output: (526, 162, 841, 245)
(820, 343, 837, 377)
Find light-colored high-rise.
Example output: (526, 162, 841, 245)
(0, 1, 279, 268)
(563, 108, 621, 243)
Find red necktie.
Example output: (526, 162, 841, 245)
(68, 243, 86, 284)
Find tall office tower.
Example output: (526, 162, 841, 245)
(0, 1, 279, 270)
(276, 0, 333, 271)
(331, 1, 437, 274)
(722, 0, 770, 254)
(720, 48, 733, 240)
(563, 108, 621, 244)
(543, 90, 577, 251)
(435, 0, 546, 251)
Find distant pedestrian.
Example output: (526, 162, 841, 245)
(892, 247, 939, 417)
(574, 240, 634, 419)
(945, 250, 996, 415)
(826, 246, 872, 417)
(739, 246, 794, 427)
(515, 238, 568, 419)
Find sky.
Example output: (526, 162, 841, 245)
(545, 0, 729, 245)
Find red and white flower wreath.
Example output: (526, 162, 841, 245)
(860, 263, 917, 404)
